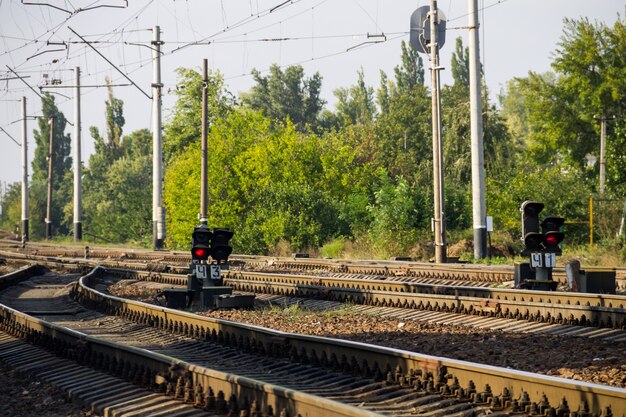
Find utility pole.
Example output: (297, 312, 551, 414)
(73, 66, 82, 241)
(46, 117, 54, 240)
(152, 25, 165, 249)
(21, 97, 29, 243)
(594, 114, 615, 194)
(468, 0, 487, 259)
(429, 0, 446, 263)
(599, 115, 607, 194)
(200, 59, 208, 226)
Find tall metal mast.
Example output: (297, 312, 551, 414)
(152, 25, 165, 249)
(73, 66, 82, 241)
(429, 0, 446, 263)
(468, 0, 487, 258)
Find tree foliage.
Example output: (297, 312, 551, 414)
(29, 94, 72, 238)
(241, 64, 325, 132)
(163, 67, 234, 162)
(9, 14, 625, 257)
(500, 13, 626, 194)
(81, 85, 153, 244)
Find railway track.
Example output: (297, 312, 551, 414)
(2, 249, 626, 335)
(1, 264, 624, 415)
(2, 240, 625, 290)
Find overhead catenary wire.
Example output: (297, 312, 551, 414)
(225, 32, 406, 82)
(0, 126, 21, 146)
(170, 0, 305, 54)
(68, 26, 151, 99)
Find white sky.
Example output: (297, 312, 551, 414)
(0, 0, 623, 188)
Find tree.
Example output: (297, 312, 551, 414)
(80, 82, 153, 244)
(241, 64, 325, 132)
(508, 13, 626, 192)
(334, 68, 376, 125)
(79, 129, 153, 244)
(450, 37, 470, 90)
(88, 79, 125, 180)
(0, 182, 21, 234)
(164, 67, 234, 162)
(394, 40, 425, 93)
(375, 41, 431, 182)
(30, 93, 72, 238)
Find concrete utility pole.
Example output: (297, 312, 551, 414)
(152, 25, 165, 249)
(46, 117, 54, 240)
(200, 59, 209, 226)
(429, 0, 446, 263)
(599, 115, 607, 194)
(21, 97, 29, 243)
(73, 66, 82, 241)
(468, 0, 487, 259)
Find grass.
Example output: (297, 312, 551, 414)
(266, 300, 360, 319)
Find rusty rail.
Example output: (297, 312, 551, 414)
(70, 266, 625, 414)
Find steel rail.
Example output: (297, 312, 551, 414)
(0, 268, 386, 417)
(2, 251, 625, 330)
(70, 266, 625, 414)
(1, 242, 625, 289)
(1, 260, 625, 413)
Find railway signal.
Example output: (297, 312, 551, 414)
(520, 201, 545, 256)
(516, 201, 565, 291)
(191, 225, 212, 261)
(541, 216, 565, 255)
(184, 225, 253, 309)
(210, 228, 233, 263)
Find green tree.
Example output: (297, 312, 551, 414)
(394, 40, 425, 93)
(367, 174, 427, 256)
(88, 79, 125, 180)
(80, 81, 153, 243)
(164, 109, 355, 253)
(164, 67, 234, 162)
(30, 94, 72, 238)
(508, 13, 626, 193)
(334, 68, 376, 125)
(0, 182, 21, 234)
(374, 41, 431, 182)
(80, 129, 153, 244)
(241, 64, 325, 132)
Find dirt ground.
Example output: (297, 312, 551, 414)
(201, 308, 626, 388)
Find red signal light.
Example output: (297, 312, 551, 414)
(545, 234, 559, 246)
(192, 247, 208, 260)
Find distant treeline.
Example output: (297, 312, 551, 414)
(2, 12, 625, 258)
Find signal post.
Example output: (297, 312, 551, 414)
(186, 225, 254, 309)
(515, 200, 565, 291)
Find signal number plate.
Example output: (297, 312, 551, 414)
(530, 252, 556, 268)
(194, 264, 208, 279)
(209, 265, 221, 280)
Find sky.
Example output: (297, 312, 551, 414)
(0, 0, 624, 190)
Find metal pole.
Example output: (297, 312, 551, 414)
(468, 0, 487, 259)
(589, 196, 593, 247)
(200, 59, 208, 226)
(21, 97, 29, 243)
(152, 25, 165, 249)
(618, 198, 626, 237)
(429, 0, 446, 263)
(46, 117, 54, 240)
(599, 116, 606, 194)
(73, 66, 82, 241)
